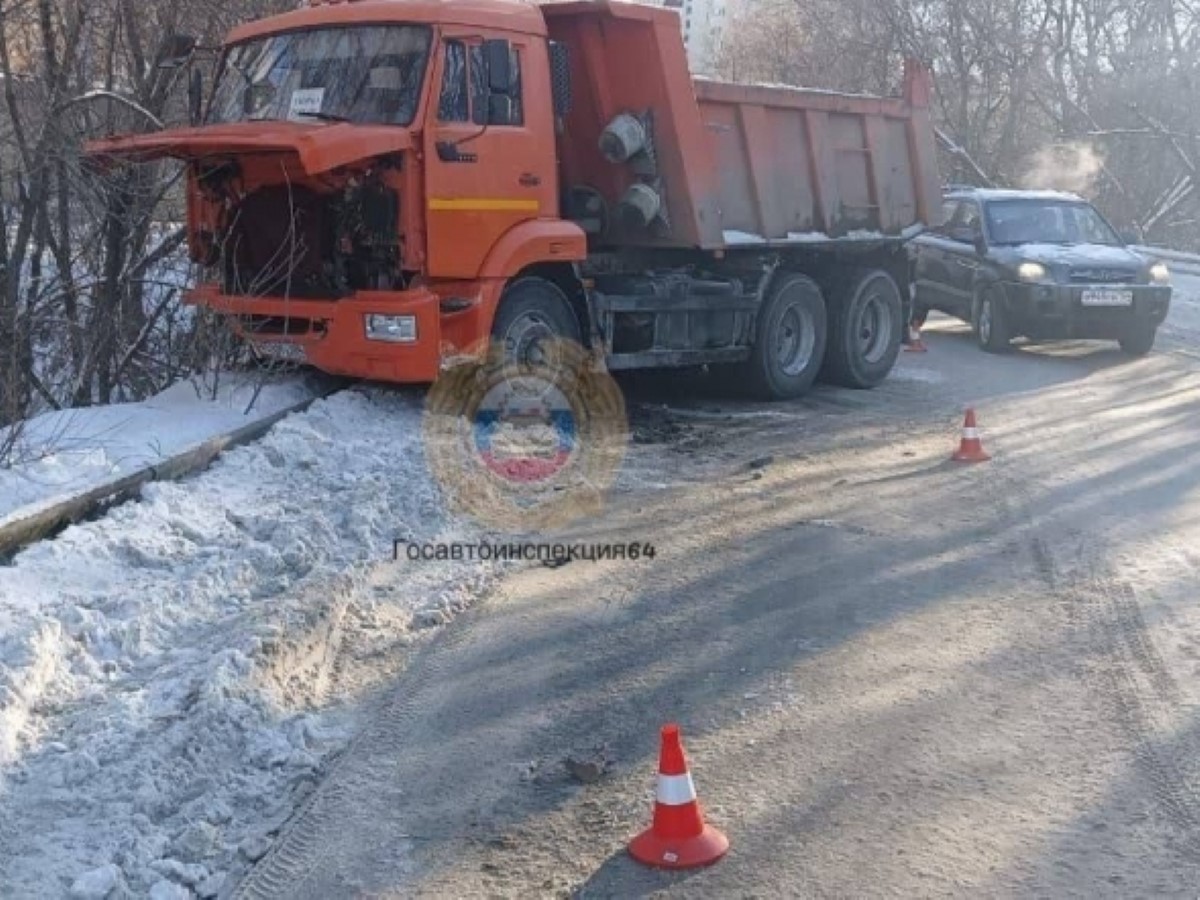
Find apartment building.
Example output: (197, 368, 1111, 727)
(661, 0, 727, 75)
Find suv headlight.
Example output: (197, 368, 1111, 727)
(1017, 262, 1047, 282)
(1149, 262, 1170, 284)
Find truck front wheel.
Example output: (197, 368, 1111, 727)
(491, 277, 584, 367)
(744, 273, 828, 400)
(820, 269, 904, 388)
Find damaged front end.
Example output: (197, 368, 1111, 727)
(87, 121, 445, 381)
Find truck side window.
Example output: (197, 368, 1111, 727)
(469, 45, 524, 126)
(438, 40, 468, 122)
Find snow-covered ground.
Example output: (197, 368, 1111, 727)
(1164, 270, 1200, 341)
(0, 388, 497, 898)
(1, 375, 316, 522)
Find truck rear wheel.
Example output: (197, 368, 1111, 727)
(744, 273, 827, 400)
(820, 269, 903, 388)
(491, 277, 583, 367)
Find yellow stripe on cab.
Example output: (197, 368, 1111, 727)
(428, 198, 540, 212)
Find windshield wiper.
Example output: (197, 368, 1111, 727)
(294, 111, 351, 123)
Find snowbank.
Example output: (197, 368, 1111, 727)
(0, 389, 495, 897)
(0, 375, 315, 522)
(1165, 271, 1200, 339)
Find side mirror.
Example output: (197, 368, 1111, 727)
(483, 39, 514, 94)
(155, 33, 197, 70)
(487, 93, 515, 127)
(1118, 227, 1139, 246)
(973, 233, 987, 256)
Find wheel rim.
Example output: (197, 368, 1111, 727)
(503, 312, 558, 367)
(979, 299, 992, 344)
(856, 284, 893, 364)
(776, 301, 816, 376)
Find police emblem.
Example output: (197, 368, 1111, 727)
(423, 339, 628, 531)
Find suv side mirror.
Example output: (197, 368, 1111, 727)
(155, 33, 197, 70)
(483, 39, 514, 94)
(973, 233, 987, 256)
(1118, 227, 1139, 245)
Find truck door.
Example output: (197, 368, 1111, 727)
(423, 36, 557, 279)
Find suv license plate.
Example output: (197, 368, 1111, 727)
(1081, 288, 1133, 307)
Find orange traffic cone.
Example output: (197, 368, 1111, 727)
(904, 320, 928, 352)
(628, 724, 729, 869)
(952, 408, 990, 462)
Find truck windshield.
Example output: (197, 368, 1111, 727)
(985, 200, 1121, 246)
(207, 25, 432, 126)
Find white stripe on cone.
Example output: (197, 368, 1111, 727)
(656, 772, 698, 806)
(962, 427, 979, 439)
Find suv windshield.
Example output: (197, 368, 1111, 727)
(208, 25, 432, 126)
(985, 199, 1121, 246)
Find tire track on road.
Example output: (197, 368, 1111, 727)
(1030, 534, 1200, 856)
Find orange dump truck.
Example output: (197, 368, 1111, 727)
(87, 0, 940, 398)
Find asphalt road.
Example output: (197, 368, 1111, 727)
(235, 317, 1200, 898)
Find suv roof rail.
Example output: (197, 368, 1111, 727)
(942, 183, 979, 194)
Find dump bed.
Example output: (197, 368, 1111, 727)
(542, 0, 941, 250)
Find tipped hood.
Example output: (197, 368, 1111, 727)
(84, 120, 412, 176)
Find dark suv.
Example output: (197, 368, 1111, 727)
(909, 188, 1171, 355)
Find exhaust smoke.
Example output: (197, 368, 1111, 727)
(1019, 141, 1105, 195)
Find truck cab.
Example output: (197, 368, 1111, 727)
(89, 0, 585, 383)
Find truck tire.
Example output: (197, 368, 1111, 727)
(491, 277, 584, 366)
(820, 269, 903, 388)
(1118, 321, 1157, 357)
(973, 287, 1011, 353)
(744, 273, 827, 400)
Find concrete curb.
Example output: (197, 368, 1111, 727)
(0, 384, 342, 561)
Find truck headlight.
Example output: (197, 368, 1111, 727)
(1149, 262, 1170, 284)
(364, 314, 417, 343)
(1017, 262, 1047, 283)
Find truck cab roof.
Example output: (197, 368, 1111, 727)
(228, 0, 548, 43)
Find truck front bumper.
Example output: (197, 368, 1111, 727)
(188, 284, 446, 382)
(1001, 281, 1171, 339)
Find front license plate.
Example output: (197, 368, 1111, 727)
(256, 342, 308, 363)
(1081, 288, 1133, 307)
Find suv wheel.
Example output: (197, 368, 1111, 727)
(1118, 321, 1157, 357)
(974, 289, 1011, 353)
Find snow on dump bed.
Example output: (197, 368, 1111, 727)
(0, 388, 494, 898)
(0, 375, 316, 521)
